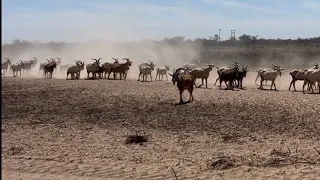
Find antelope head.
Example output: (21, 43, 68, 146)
(92, 58, 102, 65)
(148, 60, 155, 66)
(165, 65, 170, 71)
(4, 58, 11, 64)
(56, 57, 62, 63)
(208, 64, 215, 69)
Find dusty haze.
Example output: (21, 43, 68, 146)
(3, 39, 320, 91)
(4, 40, 203, 79)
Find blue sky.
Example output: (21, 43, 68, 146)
(2, 0, 320, 43)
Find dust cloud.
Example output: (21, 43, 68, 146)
(3, 42, 320, 91)
(4, 40, 204, 80)
(3, 38, 320, 91)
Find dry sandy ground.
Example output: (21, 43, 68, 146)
(2, 76, 320, 180)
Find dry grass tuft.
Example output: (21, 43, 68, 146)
(208, 156, 236, 170)
(8, 146, 25, 156)
(270, 147, 291, 157)
(263, 157, 291, 167)
(2, 77, 320, 179)
(221, 133, 240, 143)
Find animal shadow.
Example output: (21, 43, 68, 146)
(137, 80, 153, 83)
(85, 77, 99, 80)
(258, 88, 279, 92)
(197, 86, 213, 90)
(173, 101, 193, 106)
(223, 88, 240, 91)
(289, 90, 303, 93)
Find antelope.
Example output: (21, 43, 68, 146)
(289, 63, 319, 91)
(39, 59, 52, 74)
(218, 62, 240, 90)
(169, 68, 196, 104)
(303, 67, 320, 94)
(109, 58, 133, 80)
(258, 66, 284, 91)
(66, 61, 85, 80)
(235, 65, 249, 89)
(86, 58, 101, 79)
(189, 64, 215, 88)
(182, 61, 201, 70)
(155, 65, 170, 81)
(254, 64, 280, 85)
(138, 61, 156, 82)
(2, 58, 11, 74)
(214, 61, 240, 86)
(11, 61, 24, 77)
(44, 59, 57, 79)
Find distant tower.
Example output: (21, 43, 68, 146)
(230, 30, 236, 40)
(218, 29, 221, 42)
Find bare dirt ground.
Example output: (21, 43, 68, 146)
(2, 76, 320, 180)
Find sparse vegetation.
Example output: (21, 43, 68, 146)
(2, 76, 320, 179)
(3, 36, 320, 66)
(2, 35, 320, 179)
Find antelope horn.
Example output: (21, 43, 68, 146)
(97, 57, 102, 61)
(32, 57, 37, 60)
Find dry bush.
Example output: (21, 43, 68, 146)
(263, 157, 292, 167)
(252, 145, 320, 167)
(207, 144, 320, 170)
(208, 156, 237, 170)
(270, 147, 291, 157)
(221, 133, 240, 143)
(7, 146, 25, 156)
(125, 134, 148, 144)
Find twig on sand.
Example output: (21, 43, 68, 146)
(313, 147, 320, 156)
(171, 167, 178, 180)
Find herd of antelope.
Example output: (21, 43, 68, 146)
(1, 57, 319, 103)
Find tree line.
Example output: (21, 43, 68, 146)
(2, 35, 320, 65)
(3, 35, 320, 48)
